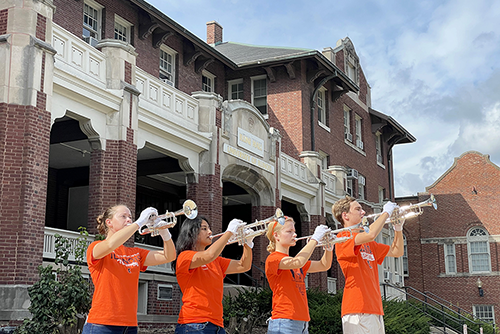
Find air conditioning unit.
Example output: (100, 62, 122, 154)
(347, 168, 358, 179)
(345, 132, 353, 142)
(161, 78, 174, 86)
(358, 175, 366, 185)
(383, 270, 392, 282)
(356, 139, 364, 150)
(83, 36, 99, 47)
(327, 277, 337, 294)
(394, 274, 403, 286)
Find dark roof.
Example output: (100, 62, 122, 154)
(214, 42, 317, 66)
(369, 108, 416, 145)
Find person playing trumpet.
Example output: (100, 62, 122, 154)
(265, 216, 332, 334)
(333, 196, 403, 334)
(174, 215, 253, 334)
(83, 205, 175, 334)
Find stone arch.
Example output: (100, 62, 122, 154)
(222, 164, 275, 207)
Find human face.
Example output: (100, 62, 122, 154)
(106, 205, 132, 233)
(196, 220, 212, 248)
(343, 201, 365, 227)
(275, 220, 297, 247)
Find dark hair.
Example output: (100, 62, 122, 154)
(172, 215, 208, 272)
(175, 215, 209, 256)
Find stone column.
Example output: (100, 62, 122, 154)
(0, 0, 56, 324)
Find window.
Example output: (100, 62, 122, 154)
(318, 87, 327, 125)
(376, 132, 383, 164)
(202, 70, 216, 92)
(444, 243, 457, 274)
(83, 1, 102, 44)
(318, 150, 329, 170)
(378, 186, 385, 203)
(228, 79, 243, 100)
(252, 76, 267, 115)
(358, 175, 365, 200)
(157, 284, 173, 301)
(137, 281, 148, 314)
(474, 305, 495, 324)
(160, 46, 176, 86)
(343, 105, 352, 141)
(467, 227, 491, 273)
(355, 115, 363, 149)
(346, 54, 358, 84)
(403, 236, 408, 276)
(346, 179, 353, 197)
(114, 16, 132, 43)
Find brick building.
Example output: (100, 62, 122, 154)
(399, 151, 500, 326)
(0, 0, 414, 327)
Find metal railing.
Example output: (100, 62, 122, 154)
(382, 283, 496, 334)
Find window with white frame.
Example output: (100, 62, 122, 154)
(160, 46, 176, 86)
(228, 79, 243, 100)
(403, 235, 408, 276)
(346, 178, 353, 197)
(344, 105, 352, 141)
(468, 227, 491, 273)
(444, 243, 457, 274)
(382, 234, 390, 271)
(473, 305, 495, 324)
(378, 186, 385, 203)
(358, 175, 365, 200)
(114, 16, 132, 43)
(137, 280, 148, 314)
(375, 132, 383, 164)
(318, 150, 329, 170)
(202, 70, 216, 92)
(83, 1, 102, 42)
(157, 284, 173, 301)
(318, 87, 327, 125)
(252, 76, 267, 115)
(355, 115, 363, 149)
(346, 54, 358, 84)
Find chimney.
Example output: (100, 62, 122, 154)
(206, 21, 223, 45)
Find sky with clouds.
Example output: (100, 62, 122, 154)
(147, 0, 500, 197)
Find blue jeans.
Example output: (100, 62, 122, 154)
(175, 322, 226, 334)
(267, 318, 309, 334)
(82, 323, 138, 334)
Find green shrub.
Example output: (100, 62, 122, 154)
(223, 287, 273, 333)
(15, 227, 92, 334)
(383, 299, 431, 334)
(307, 288, 343, 334)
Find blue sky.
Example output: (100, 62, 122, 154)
(147, 0, 500, 197)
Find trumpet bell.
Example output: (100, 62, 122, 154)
(183, 200, 198, 219)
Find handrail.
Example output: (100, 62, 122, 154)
(382, 283, 495, 334)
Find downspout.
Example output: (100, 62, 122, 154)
(310, 73, 337, 151)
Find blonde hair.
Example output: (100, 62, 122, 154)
(332, 196, 356, 224)
(266, 216, 294, 253)
(96, 205, 126, 235)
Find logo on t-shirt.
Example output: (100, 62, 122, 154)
(290, 268, 306, 295)
(360, 244, 375, 269)
(110, 252, 141, 274)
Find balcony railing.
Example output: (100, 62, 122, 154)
(43, 228, 172, 274)
(280, 153, 312, 184)
(322, 171, 337, 194)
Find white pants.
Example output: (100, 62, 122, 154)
(342, 313, 385, 334)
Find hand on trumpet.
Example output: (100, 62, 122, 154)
(133, 207, 159, 228)
(226, 219, 247, 236)
(311, 225, 330, 244)
(382, 201, 399, 217)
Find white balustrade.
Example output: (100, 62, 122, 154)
(322, 171, 337, 194)
(52, 24, 106, 84)
(135, 68, 199, 131)
(280, 153, 311, 183)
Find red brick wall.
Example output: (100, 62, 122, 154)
(0, 103, 51, 284)
(403, 152, 500, 324)
(0, 9, 7, 35)
(36, 13, 46, 41)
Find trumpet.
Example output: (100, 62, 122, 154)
(360, 194, 437, 229)
(210, 208, 286, 245)
(139, 200, 198, 236)
(295, 223, 369, 248)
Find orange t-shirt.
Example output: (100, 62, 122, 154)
(86, 241, 149, 326)
(335, 232, 389, 317)
(175, 250, 231, 327)
(265, 251, 312, 321)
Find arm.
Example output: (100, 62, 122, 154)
(308, 248, 333, 273)
(92, 224, 139, 260)
(225, 244, 253, 274)
(189, 231, 233, 269)
(279, 239, 318, 270)
(144, 238, 176, 266)
(354, 212, 389, 245)
(386, 230, 404, 258)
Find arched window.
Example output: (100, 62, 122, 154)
(467, 227, 491, 273)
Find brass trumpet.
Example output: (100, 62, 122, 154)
(139, 200, 198, 236)
(295, 223, 369, 248)
(360, 194, 437, 229)
(211, 208, 286, 245)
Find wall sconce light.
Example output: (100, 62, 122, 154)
(477, 277, 484, 297)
